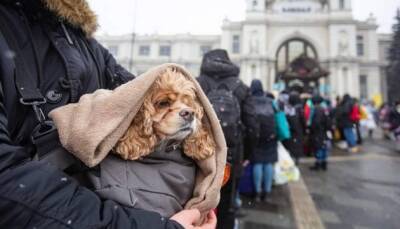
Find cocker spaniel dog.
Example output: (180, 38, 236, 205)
(114, 69, 216, 161)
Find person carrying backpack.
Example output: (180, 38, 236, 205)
(247, 79, 278, 202)
(309, 95, 332, 171)
(351, 99, 363, 145)
(0, 1, 214, 228)
(282, 91, 305, 165)
(337, 94, 359, 153)
(197, 49, 257, 229)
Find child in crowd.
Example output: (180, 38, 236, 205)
(309, 96, 332, 171)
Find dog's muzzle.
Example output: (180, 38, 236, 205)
(179, 109, 194, 123)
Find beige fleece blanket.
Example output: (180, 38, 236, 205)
(48, 63, 227, 214)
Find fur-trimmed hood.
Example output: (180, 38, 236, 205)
(2, 0, 98, 36)
(42, 0, 97, 36)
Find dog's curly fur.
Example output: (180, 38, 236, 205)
(114, 69, 216, 161)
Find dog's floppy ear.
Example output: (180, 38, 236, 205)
(183, 101, 216, 161)
(114, 98, 158, 160)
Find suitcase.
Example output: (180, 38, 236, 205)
(238, 164, 254, 195)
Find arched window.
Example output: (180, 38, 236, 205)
(275, 38, 317, 73)
(339, 0, 345, 10)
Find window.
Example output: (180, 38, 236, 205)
(232, 35, 240, 54)
(360, 75, 368, 99)
(342, 67, 349, 93)
(357, 35, 364, 56)
(139, 45, 150, 56)
(275, 39, 317, 72)
(252, 0, 257, 8)
(251, 64, 257, 77)
(108, 45, 119, 57)
(288, 41, 304, 62)
(159, 45, 171, 56)
(339, 0, 345, 10)
(200, 45, 212, 56)
(385, 48, 390, 59)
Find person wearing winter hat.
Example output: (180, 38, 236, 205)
(0, 1, 215, 228)
(309, 95, 332, 171)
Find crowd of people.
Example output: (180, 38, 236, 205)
(197, 49, 400, 229)
(378, 101, 400, 146)
(332, 96, 400, 152)
(196, 49, 333, 228)
(1, 1, 399, 228)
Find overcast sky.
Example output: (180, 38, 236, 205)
(87, 0, 400, 36)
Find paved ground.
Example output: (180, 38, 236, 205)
(238, 185, 296, 229)
(301, 139, 400, 229)
(237, 137, 400, 229)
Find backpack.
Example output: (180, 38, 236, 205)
(350, 104, 361, 122)
(251, 96, 277, 142)
(206, 77, 242, 148)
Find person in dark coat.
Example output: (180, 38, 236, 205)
(282, 91, 305, 165)
(0, 1, 215, 228)
(353, 99, 363, 145)
(336, 94, 358, 153)
(389, 100, 400, 143)
(249, 79, 278, 202)
(309, 95, 331, 171)
(197, 49, 257, 229)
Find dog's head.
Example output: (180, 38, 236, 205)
(115, 68, 216, 161)
(150, 70, 199, 141)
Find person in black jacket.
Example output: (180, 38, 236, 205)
(389, 100, 400, 143)
(248, 79, 278, 202)
(336, 94, 358, 153)
(282, 91, 305, 165)
(197, 49, 257, 229)
(0, 1, 216, 228)
(309, 95, 331, 171)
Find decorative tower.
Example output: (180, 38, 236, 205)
(329, 0, 352, 11)
(246, 0, 265, 12)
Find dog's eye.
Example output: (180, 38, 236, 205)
(157, 99, 170, 108)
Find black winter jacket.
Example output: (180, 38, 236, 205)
(248, 79, 277, 164)
(310, 105, 330, 150)
(0, 1, 182, 228)
(197, 49, 257, 167)
(336, 96, 354, 129)
(389, 106, 400, 131)
(283, 105, 305, 159)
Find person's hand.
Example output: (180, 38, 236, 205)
(170, 209, 217, 229)
(242, 160, 250, 167)
(198, 210, 217, 229)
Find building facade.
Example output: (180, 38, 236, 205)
(97, 33, 220, 77)
(97, 0, 392, 100)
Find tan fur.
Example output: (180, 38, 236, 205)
(42, 0, 97, 37)
(115, 69, 216, 161)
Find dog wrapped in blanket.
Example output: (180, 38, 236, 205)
(49, 64, 227, 218)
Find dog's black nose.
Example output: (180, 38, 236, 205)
(179, 109, 194, 122)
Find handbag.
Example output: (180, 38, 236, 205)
(273, 102, 291, 141)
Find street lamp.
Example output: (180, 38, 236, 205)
(128, 32, 136, 72)
(128, 0, 138, 72)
